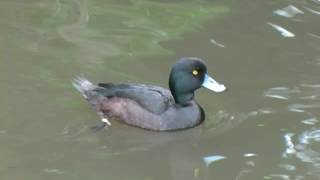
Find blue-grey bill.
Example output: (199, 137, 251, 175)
(202, 74, 226, 92)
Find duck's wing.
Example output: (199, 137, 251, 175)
(96, 83, 175, 114)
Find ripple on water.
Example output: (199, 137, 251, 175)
(264, 86, 301, 100)
(273, 5, 304, 18)
(267, 22, 295, 38)
(262, 82, 320, 178)
(299, 129, 320, 144)
(202, 155, 226, 167)
(282, 128, 320, 178)
(301, 117, 318, 125)
(279, 164, 296, 171)
(43, 168, 65, 175)
(283, 133, 297, 158)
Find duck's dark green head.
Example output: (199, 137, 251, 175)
(169, 57, 226, 105)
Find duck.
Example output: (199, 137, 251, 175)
(72, 57, 226, 131)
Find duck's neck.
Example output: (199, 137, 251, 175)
(169, 71, 195, 105)
(171, 91, 194, 106)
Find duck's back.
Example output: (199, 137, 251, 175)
(96, 83, 175, 114)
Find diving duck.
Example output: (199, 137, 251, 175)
(73, 57, 226, 131)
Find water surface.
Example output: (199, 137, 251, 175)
(1, 0, 320, 179)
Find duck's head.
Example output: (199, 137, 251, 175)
(169, 57, 226, 105)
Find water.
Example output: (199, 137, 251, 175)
(1, 0, 320, 179)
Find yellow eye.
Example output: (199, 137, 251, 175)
(192, 69, 199, 76)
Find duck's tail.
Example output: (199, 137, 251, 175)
(72, 76, 97, 99)
(72, 77, 111, 128)
(72, 76, 106, 108)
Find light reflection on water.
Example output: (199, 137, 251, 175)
(263, 82, 320, 179)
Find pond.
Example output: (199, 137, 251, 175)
(1, 0, 320, 179)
